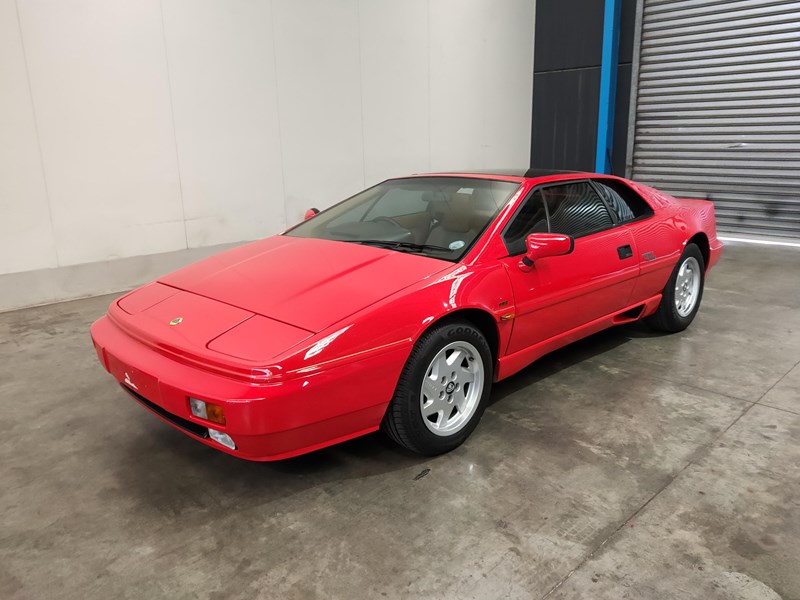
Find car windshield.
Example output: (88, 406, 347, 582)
(284, 177, 520, 261)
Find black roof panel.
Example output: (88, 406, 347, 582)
(428, 168, 590, 178)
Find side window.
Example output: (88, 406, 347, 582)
(543, 182, 614, 237)
(502, 190, 548, 255)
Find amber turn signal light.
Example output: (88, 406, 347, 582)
(205, 403, 226, 426)
(189, 398, 226, 425)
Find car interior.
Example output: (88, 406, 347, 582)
(317, 184, 507, 255)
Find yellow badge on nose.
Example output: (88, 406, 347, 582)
(169, 317, 183, 326)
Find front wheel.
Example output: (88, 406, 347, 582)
(382, 320, 492, 456)
(647, 242, 705, 333)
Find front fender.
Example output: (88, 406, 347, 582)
(273, 261, 515, 379)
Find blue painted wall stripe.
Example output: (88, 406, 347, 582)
(595, 0, 623, 174)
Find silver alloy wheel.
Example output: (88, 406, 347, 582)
(674, 256, 701, 317)
(420, 341, 484, 436)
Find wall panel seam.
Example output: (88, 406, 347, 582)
(270, 0, 289, 232)
(426, 0, 431, 171)
(356, 0, 367, 186)
(527, 0, 536, 166)
(158, 0, 189, 250)
(14, 0, 59, 267)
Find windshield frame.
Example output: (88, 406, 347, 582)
(283, 176, 523, 263)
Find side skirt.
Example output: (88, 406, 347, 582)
(495, 294, 662, 381)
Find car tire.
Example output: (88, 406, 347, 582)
(382, 320, 493, 456)
(647, 242, 705, 333)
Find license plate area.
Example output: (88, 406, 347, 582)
(106, 353, 161, 402)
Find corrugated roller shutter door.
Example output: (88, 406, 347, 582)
(631, 0, 800, 238)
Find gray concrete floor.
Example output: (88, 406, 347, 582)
(1, 243, 799, 600)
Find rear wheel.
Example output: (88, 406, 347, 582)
(647, 243, 705, 332)
(382, 320, 492, 455)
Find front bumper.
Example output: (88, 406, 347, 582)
(91, 315, 407, 461)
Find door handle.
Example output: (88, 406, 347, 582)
(617, 244, 633, 260)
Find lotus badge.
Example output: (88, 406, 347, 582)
(169, 317, 184, 326)
(124, 372, 138, 390)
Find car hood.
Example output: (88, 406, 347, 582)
(159, 235, 452, 332)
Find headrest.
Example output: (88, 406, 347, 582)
(436, 192, 473, 233)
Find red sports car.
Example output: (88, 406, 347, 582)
(91, 169, 722, 460)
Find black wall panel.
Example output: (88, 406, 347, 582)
(531, 68, 600, 172)
(533, 0, 603, 72)
(531, 0, 636, 175)
(618, 0, 636, 64)
(612, 63, 631, 176)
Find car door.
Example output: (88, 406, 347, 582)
(499, 180, 640, 355)
(591, 179, 678, 304)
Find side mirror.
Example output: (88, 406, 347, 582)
(518, 233, 574, 272)
(304, 208, 320, 220)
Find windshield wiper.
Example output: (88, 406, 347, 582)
(349, 239, 453, 253)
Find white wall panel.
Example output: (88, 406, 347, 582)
(17, 0, 185, 266)
(480, 0, 535, 168)
(0, 0, 56, 274)
(2, 0, 535, 309)
(429, 0, 488, 171)
(272, 0, 365, 223)
(161, 0, 286, 247)
(430, 0, 534, 171)
(359, 0, 430, 184)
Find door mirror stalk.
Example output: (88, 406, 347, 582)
(518, 233, 574, 272)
